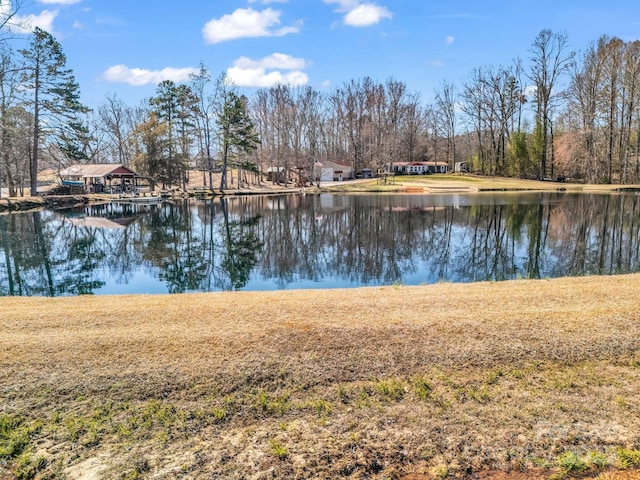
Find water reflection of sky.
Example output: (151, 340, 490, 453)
(95, 269, 167, 295)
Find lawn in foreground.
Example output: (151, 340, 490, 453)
(1, 276, 640, 479)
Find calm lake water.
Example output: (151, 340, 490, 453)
(1, 192, 639, 296)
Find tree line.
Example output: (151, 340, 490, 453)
(2, 17, 640, 197)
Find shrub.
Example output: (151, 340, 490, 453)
(616, 448, 640, 469)
(556, 451, 588, 473)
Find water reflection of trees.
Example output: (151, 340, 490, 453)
(0, 211, 108, 296)
(255, 193, 640, 285)
(2, 193, 640, 296)
(134, 198, 263, 293)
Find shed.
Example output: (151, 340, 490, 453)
(266, 166, 286, 183)
(454, 162, 469, 173)
(319, 160, 353, 181)
(357, 168, 374, 179)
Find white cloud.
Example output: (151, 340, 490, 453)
(227, 67, 308, 88)
(523, 85, 537, 99)
(0, 0, 58, 33)
(226, 53, 309, 88)
(202, 7, 301, 44)
(234, 52, 306, 70)
(101, 65, 199, 86)
(324, 0, 392, 27)
(445, 35, 455, 45)
(343, 4, 391, 27)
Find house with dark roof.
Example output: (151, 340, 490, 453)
(392, 161, 449, 175)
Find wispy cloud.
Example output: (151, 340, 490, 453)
(0, 0, 58, 33)
(226, 53, 309, 88)
(202, 7, 301, 44)
(324, 0, 392, 27)
(445, 36, 455, 45)
(101, 65, 199, 86)
(233, 52, 307, 70)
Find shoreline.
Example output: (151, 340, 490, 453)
(2, 174, 639, 213)
(2, 275, 640, 478)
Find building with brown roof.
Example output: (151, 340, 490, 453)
(58, 164, 149, 193)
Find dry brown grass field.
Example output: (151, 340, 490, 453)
(2, 275, 640, 479)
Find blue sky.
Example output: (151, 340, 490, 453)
(3, 0, 640, 109)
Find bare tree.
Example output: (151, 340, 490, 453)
(620, 40, 640, 182)
(567, 41, 603, 181)
(0, 44, 22, 197)
(98, 93, 136, 166)
(0, 0, 26, 40)
(190, 63, 222, 189)
(434, 80, 457, 169)
(385, 78, 407, 170)
(401, 91, 425, 163)
(528, 29, 575, 180)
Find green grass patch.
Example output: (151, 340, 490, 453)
(269, 438, 289, 459)
(253, 390, 292, 416)
(412, 377, 433, 400)
(556, 451, 588, 473)
(616, 447, 640, 468)
(374, 378, 405, 401)
(0, 413, 41, 461)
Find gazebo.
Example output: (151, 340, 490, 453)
(58, 164, 148, 193)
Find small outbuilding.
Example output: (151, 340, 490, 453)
(266, 166, 287, 183)
(317, 160, 354, 182)
(454, 161, 469, 173)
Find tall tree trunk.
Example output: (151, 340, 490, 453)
(31, 66, 39, 197)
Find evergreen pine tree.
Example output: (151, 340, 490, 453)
(217, 92, 259, 190)
(20, 27, 89, 196)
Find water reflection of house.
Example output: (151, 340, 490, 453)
(267, 195, 303, 210)
(320, 194, 351, 210)
(392, 162, 449, 174)
(58, 164, 149, 193)
(68, 216, 134, 229)
(64, 202, 155, 229)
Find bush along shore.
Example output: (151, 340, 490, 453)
(2, 275, 640, 478)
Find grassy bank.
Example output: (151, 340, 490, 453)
(2, 276, 640, 479)
(318, 175, 640, 194)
